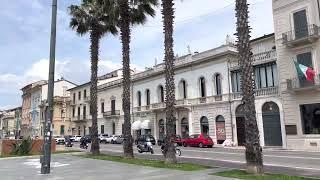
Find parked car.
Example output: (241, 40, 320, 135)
(73, 135, 82, 142)
(64, 135, 75, 142)
(157, 135, 183, 146)
(55, 136, 65, 145)
(135, 134, 156, 145)
(182, 134, 214, 148)
(106, 135, 123, 144)
(80, 135, 92, 143)
(99, 134, 109, 143)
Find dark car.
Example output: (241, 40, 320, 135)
(81, 135, 92, 143)
(64, 135, 75, 142)
(135, 134, 156, 145)
(157, 135, 183, 146)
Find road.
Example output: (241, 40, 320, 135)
(71, 142, 320, 178)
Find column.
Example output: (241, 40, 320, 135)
(175, 111, 179, 135)
(188, 110, 193, 135)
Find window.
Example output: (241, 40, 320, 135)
(137, 91, 142, 107)
(158, 85, 164, 103)
(146, 89, 150, 105)
(73, 93, 76, 103)
(84, 89, 87, 98)
(83, 106, 86, 117)
(77, 107, 81, 117)
(254, 63, 278, 89)
(231, 71, 241, 92)
(215, 74, 222, 95)
(72, 107, 75, 117)
(199, 77, 206, 97)
(78, 91, 81, 100)
(101, 102, 105, 113)
(60, 109, 64, 118)
(297, 52, 313, 87)
(179, 80, 187, 99)
(60, 125, 65, 135)
(293, 9, 308, 39)
(300, 103, 320, 134)
(112, 122, 116, 135)
(111, 100, 115, 115)
(200, 116, 209, 134)
(101, 125, 104, 134)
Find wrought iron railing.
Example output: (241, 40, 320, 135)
(282, 24, 320, 44)
(103, 110, 120, 117)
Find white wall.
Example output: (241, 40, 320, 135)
(41, 80, 76, 101)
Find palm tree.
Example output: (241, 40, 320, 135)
(118, 0, 158, 158)
(235, 0, 264, 174)
(161, 0, 176, 163)
(69, 0, 118, 155)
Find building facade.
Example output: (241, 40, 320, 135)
(0, 107, 22, 139)
(273, 0, 320, 150)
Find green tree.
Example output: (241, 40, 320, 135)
(161, 0, 176, 163)
(119, 0, 158, 158)
(69, 0, 118, 155)
(235, 0, 264, 174)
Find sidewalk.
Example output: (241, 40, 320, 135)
(0, 154, 234, 180)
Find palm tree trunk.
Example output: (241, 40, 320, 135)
(90, 29, 100, 155)
(162, 0, 176, 163)
(120, 0, 134, 159)
(235, 0, 263, 174)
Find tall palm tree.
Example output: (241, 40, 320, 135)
(161, 0, 176, 163)
(69, 0, 118, 155)
(119, 0, 158, 158)
(235, 0, 264, 174)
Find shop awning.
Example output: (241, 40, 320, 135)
(141, 120, 151, 129)
(132, 120, 142, 130)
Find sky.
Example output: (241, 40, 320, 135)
(0, 0, 274, 110)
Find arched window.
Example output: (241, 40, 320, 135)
(199, 77, 206, 97)
(137, 91, 141, 107)
(179, 80, 187, 99)
(181, 118, 189, 138)
(216, 115, 226, 144)
(200, 116, 209, 134)
(158, 85, 164, 103)
(146, 89, 150, 105)
(215, 74, 222, 95)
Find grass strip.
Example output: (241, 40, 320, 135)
(79, 154, 209, 171)
(213, 169, 319, 180)
(0, 150, 82, 158)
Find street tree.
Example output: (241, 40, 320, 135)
(69, 0, 118, 155)
(118, 0, 158, 158)
(235, 0, 264, 174)
(161, 0, 176, 163)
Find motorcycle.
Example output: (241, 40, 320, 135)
(80, 142, 88, 149)
(137, 141, 154, 154)
(65, 138, 73, 147)
(161, 143, 181, 156)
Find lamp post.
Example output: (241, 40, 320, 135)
(41, 0, 57, 174)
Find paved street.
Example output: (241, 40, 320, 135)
(72, 143, 320, 178)
(0, 154, 230, 180)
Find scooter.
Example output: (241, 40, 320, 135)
(65, 140, 73, 147)
(80, 142, 88, 149)
(137, 141, 154, 154)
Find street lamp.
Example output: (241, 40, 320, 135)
(41, 0, 57, 174)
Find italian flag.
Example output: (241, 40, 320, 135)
(294, 61, 316, 82)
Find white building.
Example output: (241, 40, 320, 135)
(273, 0, 320, 150)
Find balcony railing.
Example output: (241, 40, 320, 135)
(287, 77, 320, 92)
(103, 110, 120, 117)
(71, 115, 90, 121)
(151, 102, 165, 109)
(230, 50, 277, 69)
(282, 24, 320, 46)
(232, 87, 279, 100)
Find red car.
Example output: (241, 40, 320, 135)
(182, 134, 214, 148)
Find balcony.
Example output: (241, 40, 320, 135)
(151, 102, 165, 109)
(103, 110, 120, 118)
(287, 77, 320, 92)
(230, 50, 277, 69)
(282, 24, 320, 47)
(232, 86, 279, 100)
(71, 115, 89, 122)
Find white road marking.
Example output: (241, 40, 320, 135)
(23, 159, 69, 169)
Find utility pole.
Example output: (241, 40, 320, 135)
(41, 0, 57, 174)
